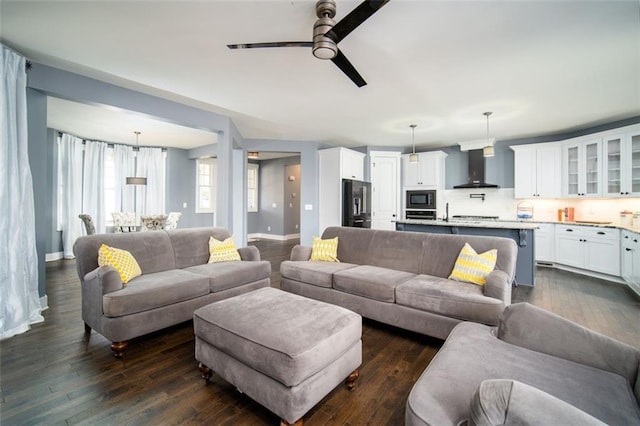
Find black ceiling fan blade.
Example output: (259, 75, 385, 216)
(227, 41, 313, 49)
(325, 0, 390, 43)
(331, 49, 367, 87)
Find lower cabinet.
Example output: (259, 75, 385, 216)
(621, 230, 640, 294)
(555, 225, 620, 276)
(534, 223, 555, 263)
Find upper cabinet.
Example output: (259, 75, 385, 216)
(402, 151, 447, 189)
(340, 148, 365, 181)
(512, 143, 561, 198)
(603, 130, 640, 197)
(562, 139, 602, 198)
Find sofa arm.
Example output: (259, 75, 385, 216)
(290, 245, 312, 261)
(498, 303, 640, 386)
(482, 269, 511, 303)
(84, 266, 123, 294)
(238, 246, 260, 261)
(470, 379, 606, 426)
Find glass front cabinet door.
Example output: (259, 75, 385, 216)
(563, 139, 601, 197)
(604, 131, 640, 197)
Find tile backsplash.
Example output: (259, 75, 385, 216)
(440, 188, 640, 225)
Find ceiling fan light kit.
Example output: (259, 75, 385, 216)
(227, 0, 390, 87)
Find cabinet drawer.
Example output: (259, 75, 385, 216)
(582, 227, 619, 241)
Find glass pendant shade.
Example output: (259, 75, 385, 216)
(409, 153, 419, 163)
(483, 146, 495, 157)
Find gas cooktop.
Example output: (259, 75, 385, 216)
(451, 215, 499, 220)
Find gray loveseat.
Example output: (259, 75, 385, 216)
(406, 303, 640, 425)
(280, 227, 517, 340)
(73, 227, 271, 357)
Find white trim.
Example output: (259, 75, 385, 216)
(247, 233, 300, 241)
(40, 295, 49, 311)
(46, 252, 63, 262)
(538, 262, 626, 285)
(458, 138, 496, 151)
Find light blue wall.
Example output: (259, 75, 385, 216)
(254, 156, 301, 236)
(26, 88, 47, 297)
(165, 148, 214, 228)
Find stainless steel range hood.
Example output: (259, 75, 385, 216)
(453, 149, 498, 189)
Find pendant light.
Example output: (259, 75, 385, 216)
(482, 112, 495, 158)
(126, 131, 147, 185)
(409, 124, 418, 163)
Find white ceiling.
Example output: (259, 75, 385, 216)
(1, 1, 639, 151)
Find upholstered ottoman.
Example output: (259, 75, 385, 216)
(193, 287, 362, 425)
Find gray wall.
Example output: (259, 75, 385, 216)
(254, 156, 301, 236)
(26, 88, 47, 297)
(165, 148, 215, 228)
(284, 164, 301, 235)
(46, 128, 63, 255)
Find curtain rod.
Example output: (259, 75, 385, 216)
(57, 131, 167, 152)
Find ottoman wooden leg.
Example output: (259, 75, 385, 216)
(199, 363, 213, 381)
(346, 369, 360, 391)
(280, 419, 303, 426)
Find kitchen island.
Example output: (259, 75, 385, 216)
(395, 219, 538, 286)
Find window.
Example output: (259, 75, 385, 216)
(247, 163, 259, 213)
(196, 157, 217, 213)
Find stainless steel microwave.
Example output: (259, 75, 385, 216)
(406, 190, 436, 210)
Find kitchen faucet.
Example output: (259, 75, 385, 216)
(444, 202, 449, 222)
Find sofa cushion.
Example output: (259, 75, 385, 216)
(310, 236, 339, 262)
(406, 322, 640, 426)
(208, 236, 241, 263)
(280, 261, 359, 288)
(448, 242, 497, 286)
(97, 244, 142, 284)
(333, 265, 415, 302)
(184, 261, 271, 292)
(102, 269, 210, 317)
(396, 274, 504, 325)
(193, 287, 361, 387)
(167, 227, 233, 269)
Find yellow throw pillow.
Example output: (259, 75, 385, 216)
(208, 236, 241, 263)
(98, 243, 142, 284)
(310, 236, 340, 262)
(448, 242, 497, 286)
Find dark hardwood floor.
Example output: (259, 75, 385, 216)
(1, 238, 638, 425)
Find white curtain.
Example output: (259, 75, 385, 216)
(0, 44, 44, 339)
(113, 144, 135, 215)
(59, 133, 84, 258)
(82, 140, 107, 233)
(135, 147, 165, 217)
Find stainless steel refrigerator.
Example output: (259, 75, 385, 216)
(342, 179, 371, 228)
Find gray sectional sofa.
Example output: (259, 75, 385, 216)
(280, 226, 518, 340)
(406, 303, 640, 425)
(73, 227, 271, 357)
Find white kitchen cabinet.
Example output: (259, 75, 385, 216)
(621, 230, 640, 295)
(555, 225, 620, 276)
(534, 223, 555, 263)
(402, 151, 447, 188)
(603, 131, 640, 197)
(512, 143, 561, 198)
(318, 147, 365, 233)
(340, 148, 365, 181)
(562, 139, 602, 198)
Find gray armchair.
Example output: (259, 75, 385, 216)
(78, 214, 95, 235)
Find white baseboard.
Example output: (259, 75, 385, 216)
(40, 295, 49, 311)
(248, 233, 300, 241)
(45, 252, 63, 262)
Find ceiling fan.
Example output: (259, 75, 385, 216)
(227, 0, 390, 87)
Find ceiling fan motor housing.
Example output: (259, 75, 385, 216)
(313, 0, 338, 59)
